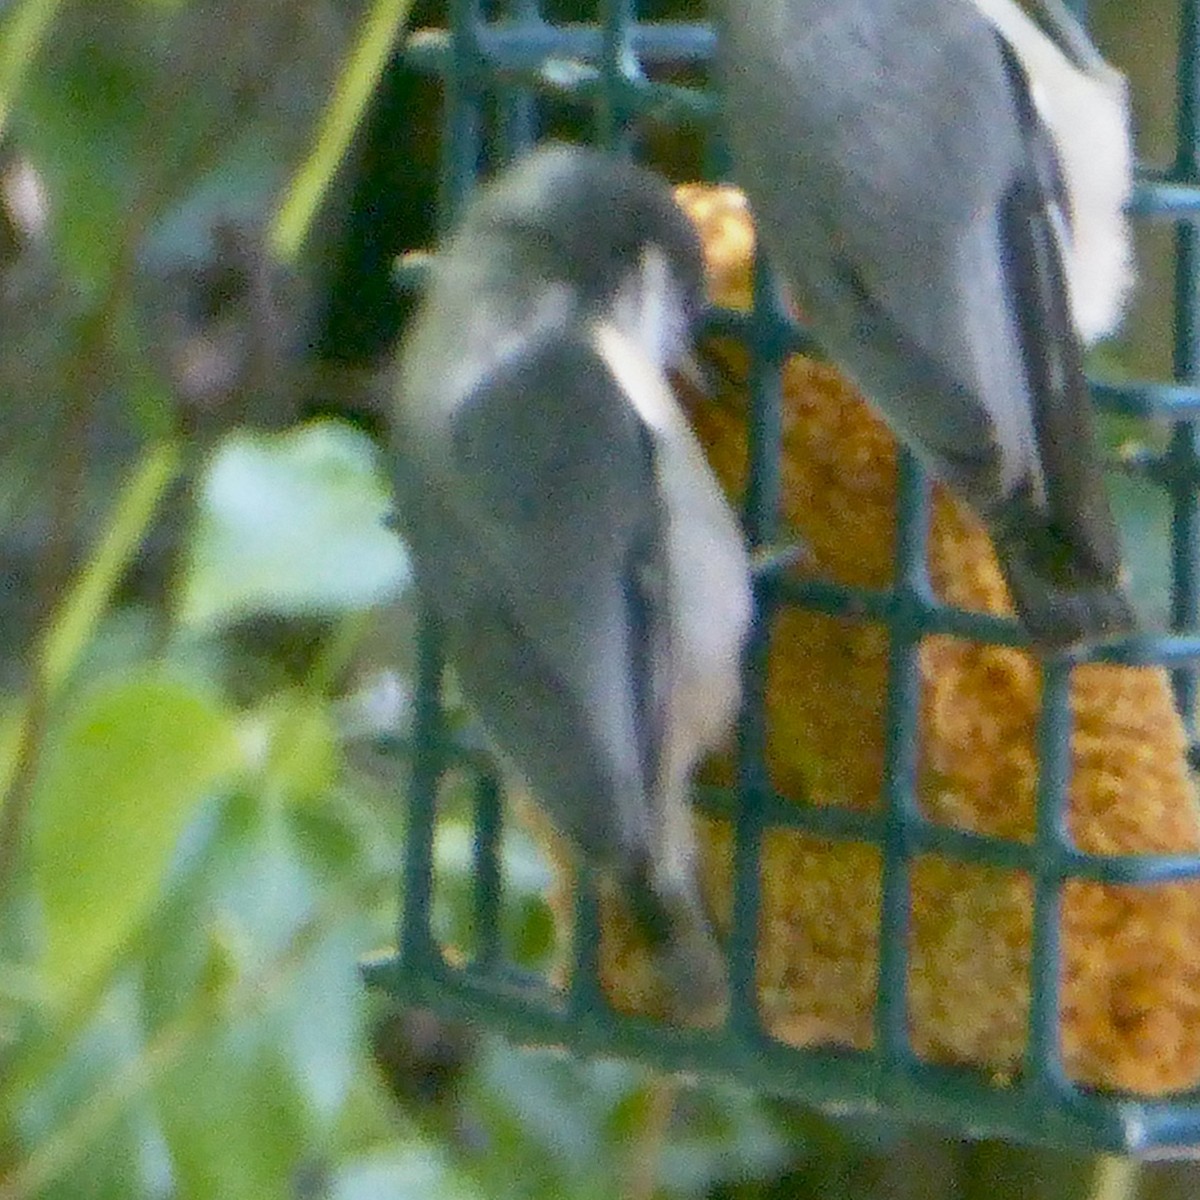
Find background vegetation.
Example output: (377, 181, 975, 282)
(0, 0, 1194, 1197)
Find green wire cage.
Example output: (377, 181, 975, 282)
(362, 0, 1200, 1157)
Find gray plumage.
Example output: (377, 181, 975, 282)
(714, 0, 1136, 648)
(392, 144, 752, 1018)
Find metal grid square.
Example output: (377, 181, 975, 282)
(363, 0, 1200, 1156)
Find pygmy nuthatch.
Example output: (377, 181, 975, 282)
(391, 144, 753, 1018)
(714, 0, 1137, 649)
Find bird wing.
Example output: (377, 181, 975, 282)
(408, 330, 673, 868)
(990, 33, 1123, 585)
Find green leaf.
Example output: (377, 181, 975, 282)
(461, 1041, 792, 1200)
(21, 979, 170, 1200)
(0, 0, 66, 137)
(241, 692, 340, 806)
(156, 1035, 311, 1200)
(179, 422, 409, 630)
(274, 920, 366, 1124)
(12, 8, 153, 289)
(33, 674, 241, 1002)
(331, 1146, 485, 1200)
(654, 1082, 792, 1196)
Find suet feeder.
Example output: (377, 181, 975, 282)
(363, 0, 1200, 1157)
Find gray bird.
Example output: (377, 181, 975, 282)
(713, 0, 1137, 648)
(391, 144, 753, 1019)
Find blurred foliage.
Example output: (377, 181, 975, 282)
(179, 423, 409, 628)
(0, 0, 1191, 1198)
(0, 3, 807, 1197)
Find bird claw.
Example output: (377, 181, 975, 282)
(750, 540, 810, 580)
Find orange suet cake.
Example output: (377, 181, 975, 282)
(556, 183, 1200, 1095)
